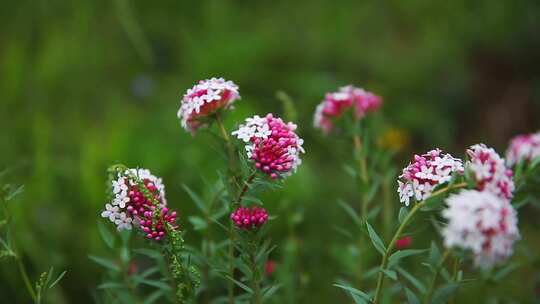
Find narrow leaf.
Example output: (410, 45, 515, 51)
(88, 255, 120, 272)
(366, 222, 386, 255)
(380, 268, 397, 280)
(224, 275, 253, 294)
(48, 270, 67, 289)
(333, 283, 371, 302)
(97, 220, 115, 249)
(182, 184, 205, 212)
(388, 249, 428, 269)
(398, 207, 409, 224)
(432, 283, 459, 304)
(404, 287, 420, 304)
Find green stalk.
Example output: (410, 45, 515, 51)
(372, 183, 467, 303)
(16, 256, 36, 302)
(424, 249, 451, 304)
(250, 247, 262, 304)
(214, 113, 241, 304)
(353, 134, 370, 286)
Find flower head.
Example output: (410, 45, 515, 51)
(442, 190, 520, 268)
(397, 149, 464, 206)
(466, 144, 514, 200)
(314, 85, 382, 134)
(232, 113, 305, 179)
(101, 168, 177, 241)
(506, 131, 540, 166)
(177, 77, 240, 133)
(230, 206, 269, 230)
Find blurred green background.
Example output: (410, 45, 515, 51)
(1, 0, 540, 303)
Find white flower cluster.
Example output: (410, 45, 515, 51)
(397, 149, 464, 206)
(466, 144, 514, 200)
(232, 115, 271, 146)
(505, 131, 540, 166)
(101, 168, 166, 231)
(442, 190, 520, 268)
(177, 77, 240, 132)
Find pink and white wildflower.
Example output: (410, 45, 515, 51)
(506, 131, 540, 166)
(313, 85, 382, 134)
(466, 144, 514, 200)
(101, 168, 177, 241)
(177, 77, 240, 133)
(230, 206, 269, 230)
(442, 190, 520, 268)
(397, 149, 464, 206)
(232, 113, 305, 179)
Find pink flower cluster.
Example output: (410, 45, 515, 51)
(442, 190, 520, 268)
(505, 131, 540, 166)
(101, 168, 177, 241)
(397, 149, 464, 206)
(177, 77, 240, 133)
(466, 144, 514, 200)
(230, 207, 269, 230)
(313, 85, 382, 134)
(232, 114, 304, 179)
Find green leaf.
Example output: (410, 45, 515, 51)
(88, 255, 120, 272)
(404, 287, 420, 304)
(98, 282, 125, 289)
(144, 290, 166, 304)
(224, 275, 253, 294)
(388, 249, 428, 269)
(428, 242, 441, 268)
(339, 200, 362, 227)
(136, 279, 172, 291)
(398, 207, 409, 224)
(380, 268, 397, 280)
(261, 284, 281, 303)
(133, 248, 162, 259)
(366, 221, 386, 255)
(5, 185, 24, 201)
(333, 283, 371, 302)
(396, 266, 427, 294)
(432, 283, 459, 304)
(48, 270, 67, 289)
(97, 220, 115, 249)
(188, 216, 208, 230)
(493, 262, 520, 282)
(182, 184, 205, 212)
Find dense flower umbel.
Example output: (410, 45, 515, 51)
(442, 190, 520, 268)
(467, 144, 514, 200)
(313, 85, 382, 134)
(177, 77, 240, 133)
(397, 149, 464, 206)
(101, 168, 177, 241)
(230, 207, 269, 229)
(232, 114, 305, 179)
(506, 131, 540, 166)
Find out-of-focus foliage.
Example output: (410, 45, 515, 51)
(1, 0, 539, 303)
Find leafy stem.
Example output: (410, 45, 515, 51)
(372, 182, 466, 303)
(424, 249, 451, 304)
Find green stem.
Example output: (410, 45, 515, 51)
(214, 113, 240, 304)
(250, 248, 262, 304)
(372, 182, 467, 303)
(424, 249, 451, 304)
(16, 256, 36, 302)
(236, 172, 256, 207)
(353, 134, 370, 287)
(373, 201, 425, 303)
